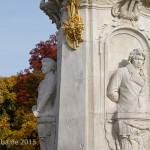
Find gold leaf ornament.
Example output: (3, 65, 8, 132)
(63, 0, 84, 50)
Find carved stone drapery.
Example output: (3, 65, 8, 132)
(112, 0, 140, 21)
(40, 0, 63, 29)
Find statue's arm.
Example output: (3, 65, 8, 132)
(37, 75, 56, 113)
(107, 69, 122, 103)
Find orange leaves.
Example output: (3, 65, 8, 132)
(29, 33, 57, 72)
(0, 33, 57, 149)
(16, 72, 43, 106)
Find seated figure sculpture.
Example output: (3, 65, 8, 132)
(32, 58, 57, 150)
(107, 49, 150, 150)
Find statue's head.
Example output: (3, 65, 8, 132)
(128, 48, 145, 69)
(41, 58, 56, 74)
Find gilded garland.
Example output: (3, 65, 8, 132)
(63, 0, 84, 50)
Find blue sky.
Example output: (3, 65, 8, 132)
(0, 1, 57, 77)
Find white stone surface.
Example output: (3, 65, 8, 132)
(107, 49, 150, 149)
(55, 0, 150, 150)
(32, 58, 57, 150)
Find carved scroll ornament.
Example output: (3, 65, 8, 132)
(63, 0, 84, 50)
(112, 0, 140, 21)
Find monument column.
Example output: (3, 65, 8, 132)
(56, 0, 109, 149)
(40, 0, 150, 150)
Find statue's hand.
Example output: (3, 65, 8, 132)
(32, 105, 41, 117)
(33, 110, 41, 117)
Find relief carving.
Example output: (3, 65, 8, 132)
(112, 0, 140, 21)
(106, 49, 150, 150)
(139, 0, 150, 15)
(98, 20, 150, 42)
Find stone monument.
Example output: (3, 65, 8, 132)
(32, 58, 57, 150)
(39, 0, 150, 149)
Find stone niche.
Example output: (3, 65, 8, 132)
(102, 24, 150, 150)
(104, 26, 150, 114)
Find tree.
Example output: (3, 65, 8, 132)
(29, 34, 57, 72)
(16, 72, 44, 107)
(0, 76, 38, 149)
(0, 33, 57, 149)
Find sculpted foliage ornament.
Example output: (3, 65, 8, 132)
(63, 0, 84, 50)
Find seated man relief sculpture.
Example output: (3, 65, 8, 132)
(32, 58, 57, 150)
(106, 49, 150, 150)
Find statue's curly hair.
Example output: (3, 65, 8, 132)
(42, 58, 57, 71)
(128, 48, 146, 64)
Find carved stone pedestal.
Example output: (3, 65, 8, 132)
(106, 113, 150, 150)
(37, 117, 57, 150)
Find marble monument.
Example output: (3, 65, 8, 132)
(39, 0, 150, 149)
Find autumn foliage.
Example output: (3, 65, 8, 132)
(0, 33, 57, 149)
(29, 34, 57, 72)
(16, 72, 44, 106)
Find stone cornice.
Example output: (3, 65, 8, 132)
(40, 0, 150, 28)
